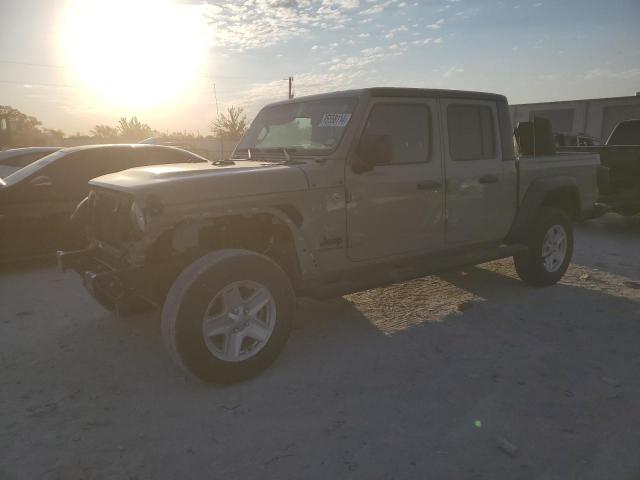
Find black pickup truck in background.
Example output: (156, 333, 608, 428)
(559, 119, 640, 216)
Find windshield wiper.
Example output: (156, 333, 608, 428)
(250, 147, 299, 164)
(210, 158, 235, 166)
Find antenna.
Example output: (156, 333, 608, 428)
(213, 82, 223, 161)
(213, 82, 220, 117)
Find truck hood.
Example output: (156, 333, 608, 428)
(89, 161, 309, 204)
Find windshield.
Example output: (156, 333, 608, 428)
(2, 150, 66, 186)
(0, 149, 55, 167)
(238, 97, 358, 154)
(607, 120, 640, 145)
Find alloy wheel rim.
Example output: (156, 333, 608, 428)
(541, 224, 567, 273)
(201, 280, 276, 362)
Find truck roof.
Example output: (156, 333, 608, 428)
(266, 87, 507, 107)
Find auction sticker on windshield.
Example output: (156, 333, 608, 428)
(319, 113, 352, 128)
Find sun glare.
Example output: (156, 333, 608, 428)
(59, 0, 209, 110)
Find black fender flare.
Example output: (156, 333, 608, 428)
(506, 176, 580, 242)
(166, 206, 317, 276)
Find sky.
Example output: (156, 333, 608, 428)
(0, 0, 639, 135)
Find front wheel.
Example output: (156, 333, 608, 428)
(161, 249, 295, 384)
(514, 207, 573, 287)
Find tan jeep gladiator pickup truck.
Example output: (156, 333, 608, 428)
(58, 88, 603, 384)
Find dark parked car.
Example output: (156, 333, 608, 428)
(559, 119, 640, 216)
(0, 147, 61, 179)
(0, 144, 207, 261)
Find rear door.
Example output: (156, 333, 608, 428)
(441, 99, 511, 244)
(345, 98, 445, 261)
(0, 148, 128, 257)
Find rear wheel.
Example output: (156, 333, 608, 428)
(161, 249, 295, 384)
(514, 207, 573, 287)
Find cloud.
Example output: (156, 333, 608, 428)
(442, 66, 464, 78)
(583, 68, 640, 80)
(384, 24, 409, 38)
(228, 69, 371, 113)
(201, 0, 425, 51)
(312, 42, 409, 73)
(202, 0, 363, 51)
(426, 18, 445, 29)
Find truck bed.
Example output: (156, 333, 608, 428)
(518, 152, 600, 212)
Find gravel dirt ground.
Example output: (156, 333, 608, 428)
(1, 213, 639, 480)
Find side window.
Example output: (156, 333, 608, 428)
(135, 147, 189, 166)
(362, 103, 431, 164)
(448, 104, 496, 160)
(108, 149, 139, 172)
(169, 149, 203, 163)
(43, 150, 114, 196)
(10, 152, 49, 168)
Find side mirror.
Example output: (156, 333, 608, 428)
(29, 175, 53, 187)
(354, 134, 393, 173)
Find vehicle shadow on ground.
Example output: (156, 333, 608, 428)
(3, 260, 639, 480)
(0, 255, 57, 274)
(579, 212, 640, 235)
(285, 260, 639, 378)
(574, 213, 640, 279)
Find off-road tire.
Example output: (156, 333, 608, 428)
(514, 207, 573, 287)
(161, 249, 295, 385)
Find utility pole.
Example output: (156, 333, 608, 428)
(288, 76, 294, 100)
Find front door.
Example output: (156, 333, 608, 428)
(346, 98, 445, 261)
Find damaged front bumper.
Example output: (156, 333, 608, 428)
(57, 247, 161, 308)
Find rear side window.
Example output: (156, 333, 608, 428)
(529, 108, 574, 132)
(607, 121, 640, 145)
(362, 103, 431, 164)
(133, 147, 200, 166)
(448, 104, 496, 160)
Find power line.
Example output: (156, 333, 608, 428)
(0, 79, 238, 96)
(0, 59, 251, 81)
(0, 79, 77, 88)
(0, 60, 66, 68)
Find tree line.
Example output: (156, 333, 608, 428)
(0, 105, 248, 147)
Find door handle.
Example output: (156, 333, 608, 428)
(478, 174, 500, 184)
(417, 180, 441, 191)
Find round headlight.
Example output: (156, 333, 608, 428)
(129, 201, 146, 234)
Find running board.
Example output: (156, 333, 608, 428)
(299, 243, 528, 299)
